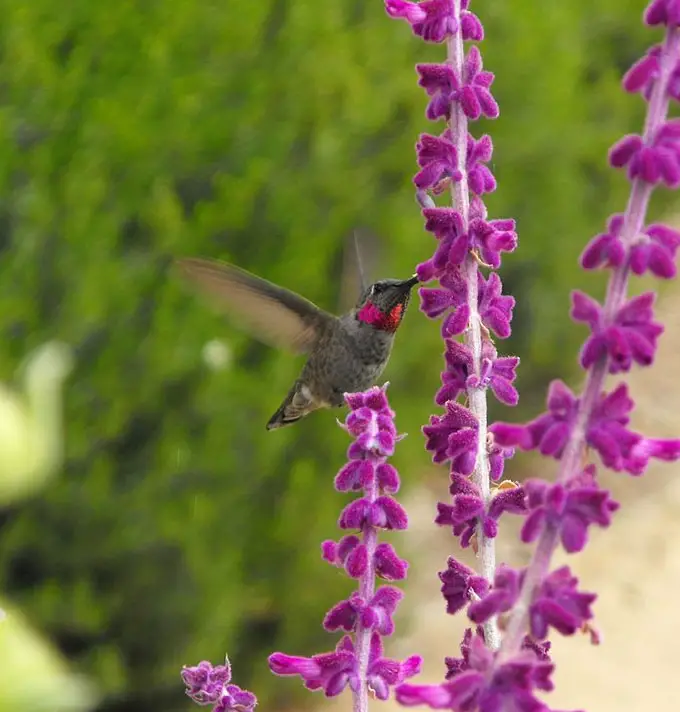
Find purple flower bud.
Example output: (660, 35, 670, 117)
(438, 556, 490, 615)
(609, 119, 680, 186)
(468, 564, 521, 623)
(571, 290, 664, 373)
(466, 133, 496, 195)
(365, 633, 423, 700)
(631, 222, 680, 277)
(521, 467, 619, 553)
(338, 495, 409, 530)
(385, 0, 457, 43)
(324, 586, 404, 636)
(645, 0, 680, 27)
(182, 658, 257, 712)
(478, 271, 515, 339)
(376, 462, 401, 492)
(530, 566, 596, 640)
(581, 213, 680, 278)
(374, 542, 409, 580)
(414, 133, 463, 189)
(424, 401, 479, 469)
(417, 46, 498, 122)
(579, 213, 627, 270)
(335, 460, 375, 491)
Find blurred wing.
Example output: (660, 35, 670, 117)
(176, 258, 335, 354)
(338, 228, 382, 312)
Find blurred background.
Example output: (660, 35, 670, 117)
(0, 0, 677, 711)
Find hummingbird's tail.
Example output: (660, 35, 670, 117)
(266, 380, 322, 430)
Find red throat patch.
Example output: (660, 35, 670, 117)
(357, 301, 404, 332)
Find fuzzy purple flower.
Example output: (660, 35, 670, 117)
(521, 466, 619, 553)
(436, 475, 526, 548)
(469, 565, 596, 641)
(645, 0, 680, 26)
(386, 0, 483, 42)
(435, 339, 519, 407)
(571, 290, 664, 373)
(492, 380, 680, 474)
(396, 633, 554, 712)
(324, 586, 403, 636)
(415, 133, 463, 189)
(438, 557, 490, 615)
(417, 46, 498, 122)
(623, 44, 680, 101)
(609, 118, 680, 186)
(270, 634, 421, 700)
(580, 213, 680, 278)
(182, 658, 257, 712)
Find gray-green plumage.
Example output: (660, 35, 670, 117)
(176, 258, 418, 429)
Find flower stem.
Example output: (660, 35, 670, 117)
(499, 24, 680, 661)
(448, 0, 499, 651)
(353, 422, 380, 712)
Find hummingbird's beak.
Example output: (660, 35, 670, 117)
(398, 274, 420, 292)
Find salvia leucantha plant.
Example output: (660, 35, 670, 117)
(180, 1, 680, 711)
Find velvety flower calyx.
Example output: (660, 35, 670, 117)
(609, 119, 680, 186)
(182, 657, 257, 712)
(521, 467, 619, 553)
(417, 46, 498, 121)
(396, 634, 554, 711)
(571, 290, 664, 373)
(580, 213, 680, 279)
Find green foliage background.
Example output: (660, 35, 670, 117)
(0, 1, 667, 710)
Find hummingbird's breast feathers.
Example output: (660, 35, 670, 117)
(176, 258, 335, 354)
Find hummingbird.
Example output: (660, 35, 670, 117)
(176, 255, 419, 430)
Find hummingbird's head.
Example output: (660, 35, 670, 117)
(355, 275, 420, 332)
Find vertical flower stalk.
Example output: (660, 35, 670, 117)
(489, 0, 680, 659)
(268, 385, 421, 712)
(385, 0, 521, 652)
(389, 1, 680, 711)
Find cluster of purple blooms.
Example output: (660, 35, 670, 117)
(268, 386, 422, 705)
(181, 1, 680, 711)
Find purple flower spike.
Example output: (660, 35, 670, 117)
(572, 290, 664, 373)
(385, 0, 457, 43)
(415, 133, 463, 189)
(521, 467, 619, 553)
(182, 657, 257, 712)
(271, 386, 414, 707)
(609, 119, 680, 186)
(417, 46, 498, 122)
(396, 634, 554, 711)
(438, 556, 490, 615)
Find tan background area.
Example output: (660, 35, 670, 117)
(319, 288, 680, 712)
